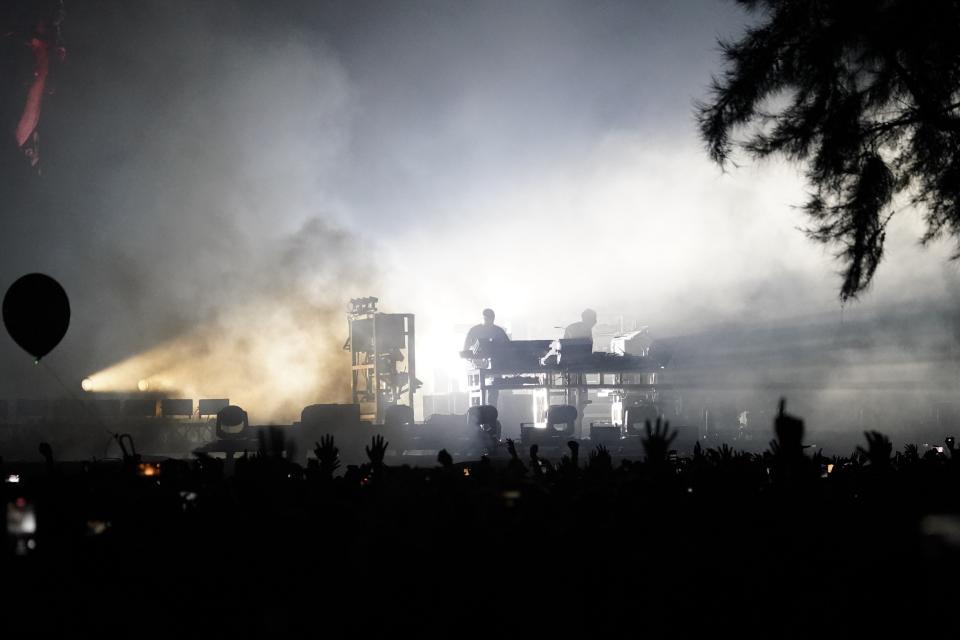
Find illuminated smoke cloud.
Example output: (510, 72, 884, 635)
(83, 218, 373, 422)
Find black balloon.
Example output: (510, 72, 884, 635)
(3, 273, 70, 361)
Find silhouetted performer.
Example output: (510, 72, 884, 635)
(563, 308, 597, 346)
(462, 308, 510, 408)
(462, 308, 510, 354)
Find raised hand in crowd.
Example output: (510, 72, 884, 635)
(38, 441, 55, 474)
(505, 438, 527, 477)
(773, 398, 804, 460)
(529, 443, 543, 477)
(642, 417, 676, 466)
(810, 447, 827, 472)
(365, 434, 389, 470)
(707, 443, 736, 464)
(894, 443, 921, 468)
(506, 438, 519, 460)
(314, 434, 340, 477)
(558, 440, 580, 476)
(857, 431, 893, 470)
(692, 441, 704, 462)
(588, 443, 612, 474)
(904, 443, 920, 461)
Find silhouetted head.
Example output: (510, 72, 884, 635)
(581, 308, 597, 327)
(482, 308, 495, 326)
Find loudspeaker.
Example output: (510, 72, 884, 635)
(199, 398, 230, 416)
(161, 398, 194, 417)
(546, 404, 577, 437)
(300, 404, 362, 431)
(590, 424, 621, 444)
(623, 404, 659, 436)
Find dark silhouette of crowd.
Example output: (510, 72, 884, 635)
(2, 400, 960, 637)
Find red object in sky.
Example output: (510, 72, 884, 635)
(15, 36, 49, 167)
(5, 0, 65, 171)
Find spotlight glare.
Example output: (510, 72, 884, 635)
(81, 377, 93, 392)
(137, 379, 150, 392)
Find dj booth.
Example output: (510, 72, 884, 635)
(462, 338, 667, 438)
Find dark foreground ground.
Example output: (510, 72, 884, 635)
(3, 412, 960, 638)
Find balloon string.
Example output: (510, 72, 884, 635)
(38, 359, 118, 448)
(38, 359, 81, 402)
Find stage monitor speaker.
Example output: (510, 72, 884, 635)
(467, 404, 498, 426)
(384, 404, 414, 427)
(590, 424, 621, 444)
(623, 404, 659, 436)
(199, 398, 230, 416)
(520, 424, 560, 446)
(123, 398, 157, 418)
(546, 404, 577, 436)
(300, 404, 361, 432)
(161, 398, 194, 417)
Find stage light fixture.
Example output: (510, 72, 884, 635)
(546, 405, 577, 437)
(467, 404, 501, 440)
(216, 404, 249, 439)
